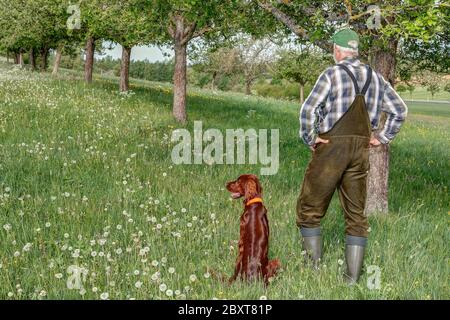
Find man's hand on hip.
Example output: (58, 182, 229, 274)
(310, 137, 330, 151)
(369, 136, 382, 147)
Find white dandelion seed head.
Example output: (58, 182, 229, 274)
(100, 292, 109, 300)
(159, 283, 167, 292)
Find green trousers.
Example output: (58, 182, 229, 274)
(297, 66, 373, 237)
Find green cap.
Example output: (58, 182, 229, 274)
(331, 29, 359, 49)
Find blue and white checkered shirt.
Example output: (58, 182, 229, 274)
(299, 57, 408, 146)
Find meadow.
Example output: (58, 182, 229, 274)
(0, 61, 448, 299)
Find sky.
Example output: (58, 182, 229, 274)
(96, 42, 174, 62)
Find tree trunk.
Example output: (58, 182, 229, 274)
(14, 52, 19, 64)
(29, 48, 36, 71)
(299, 83, 305, 104)
(52, 47, 62, 75)
(172, 16, 190, 123)
(119, 45, 132, 92)
(40, 47, 49, 71)
(245, 80, 252, 95)
(84, 36, 95, 83)
(366, 39, 398, 215)
(211, 72, 217, 90)
(18, 51, 24, 68)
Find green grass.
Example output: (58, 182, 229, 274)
(0, 61, 448, 300)
(398, 85, 450, 101)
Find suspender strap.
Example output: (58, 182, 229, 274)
(338, 64, 372, 96)
(338, 64, 360, 94)
(361, 66, 372, 95)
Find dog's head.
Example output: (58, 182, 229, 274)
(226, 174, 262, 201)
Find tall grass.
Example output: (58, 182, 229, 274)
(0, 62, 448, 299)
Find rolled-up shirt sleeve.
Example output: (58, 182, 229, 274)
(299, 71, 331, 146)
(377, 79, 408, 144)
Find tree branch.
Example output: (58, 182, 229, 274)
(257, 0, 307, 38)
(193, 25, 213, 39)
(257, 0, 332, 52)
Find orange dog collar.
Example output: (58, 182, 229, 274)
(246, 197, 263, 206)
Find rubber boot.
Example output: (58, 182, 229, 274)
(300, 227, 322, 269)
(344, 235, 367, 284)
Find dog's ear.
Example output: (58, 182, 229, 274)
(247, 175, 262, 195)
(244, 178, 259, 199)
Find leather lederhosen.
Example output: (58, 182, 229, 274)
(296, 64, 373, 237)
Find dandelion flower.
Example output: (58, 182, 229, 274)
(22, 243, 32, 252)
(159, 283, 167, 292)
(189, 274, 197, 282)
(151, 273, 159, 281)
(259, 295, 267, 300)
(100, 292, 109, 300)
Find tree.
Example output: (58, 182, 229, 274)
(395, 84, 407, 95)
(275, 48, 332, 103)
(97, 0, 156, 92)
(444, 82, 450, 95)
(406, 83, 415, 99)
(235, 36, 274, 95)
(0, 0, 71, 72)
(191, 46, 239, 91)
(253, 0, 449, 214)
(79, 0, 111, 83)
(420, 71, 442, 100)
(150, 0, 241, 123)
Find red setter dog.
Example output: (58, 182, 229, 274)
(226, 174, 280, 285)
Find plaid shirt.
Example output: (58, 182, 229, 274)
(299, 57, 408, 146)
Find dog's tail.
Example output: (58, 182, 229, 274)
(209, 269, 229, 284)
(266, 259, 281, 279)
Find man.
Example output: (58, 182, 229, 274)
(297, 29, 407, 283)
